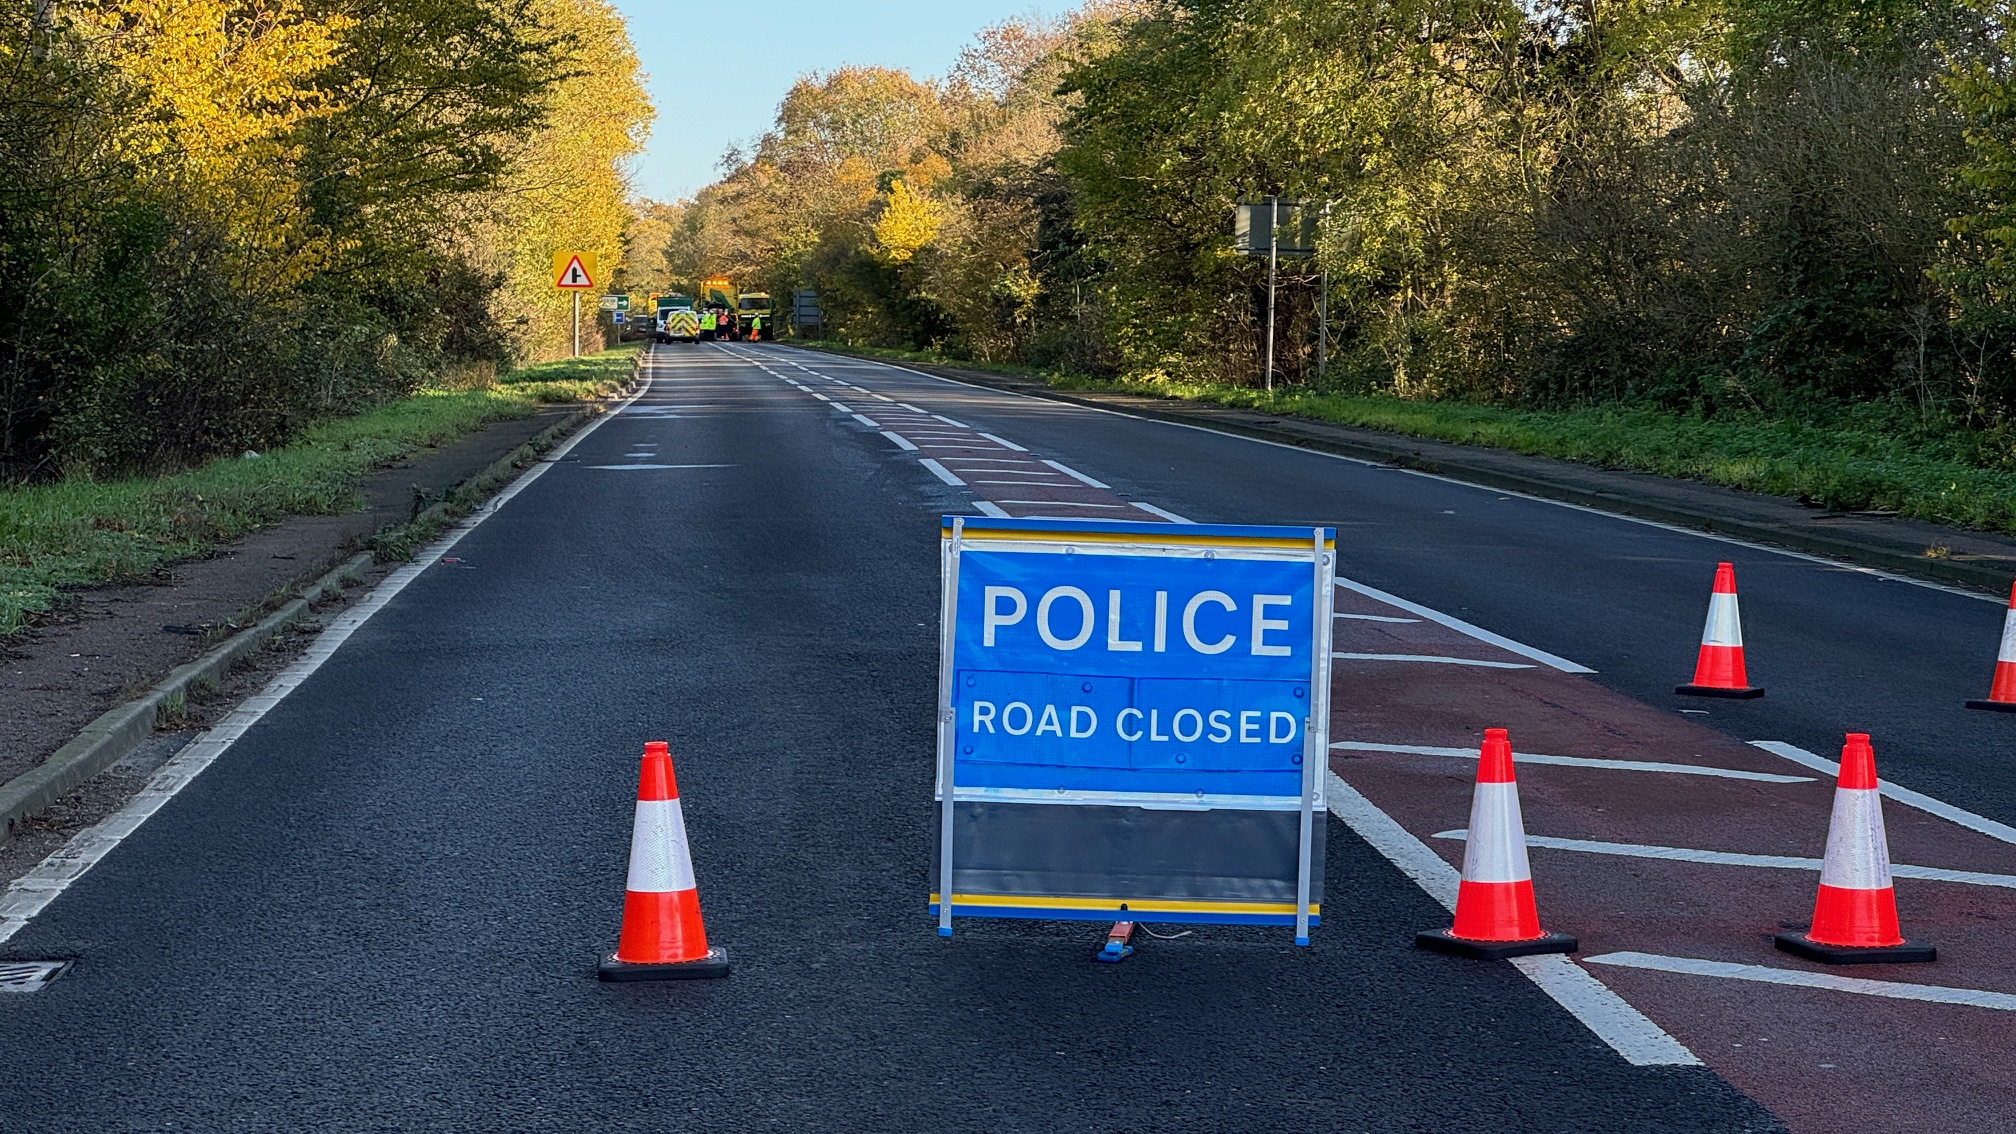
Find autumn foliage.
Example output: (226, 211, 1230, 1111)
(0, 0, 648, 481)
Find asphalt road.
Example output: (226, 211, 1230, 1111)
(0, 345, 1800, 1131)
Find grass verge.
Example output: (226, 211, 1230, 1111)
(1057, 371, 2016, 535)
(0, 345, 639, 636)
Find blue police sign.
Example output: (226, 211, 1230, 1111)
(931, 516, 1335, 943)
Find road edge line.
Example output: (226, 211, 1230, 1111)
(0, 363, 653, 944)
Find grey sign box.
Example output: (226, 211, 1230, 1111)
(1234, 200, 1317, 258)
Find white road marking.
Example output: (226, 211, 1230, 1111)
(776, 342, 2007, 609)
(0, 361, 656, 947)
(882, 432, 919, 452)
(1132, 502, 1192, 523)
(586, 464, 733, 471)
(851, 414, 880, 428)
(920, 445, 1009, 452)
(975, 501, 1010, 517)
(811, 393, 830, 401)
(997, 500, 1124, 508)
(1336, 612, 1421, 623)
(1335, 740, 1814, 783)
(932, 415, 969, 427)
(1040, 459, 1109, 488)
(1583, 953, 2016, 1011)
(974, 480, 1073, 487)
(977, 432, 1028, 451)
(897, 403, 925, 412)
(918, 459, 965, 486)
(1335, 577, 1596, 673)
(1432, 830, 2010, 887)
(1751, 741, 2016, 846)
(1332, 652, 1536, 670)
(1324, 773, 1700, 1066)
(830, 402, 853, 412)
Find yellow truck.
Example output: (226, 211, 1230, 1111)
(738, 292, 773, 341)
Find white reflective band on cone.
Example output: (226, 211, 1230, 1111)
(1701, 592, 1743, 648)
(1461, 782, 1533, 884)
(1998, 608, 2016, 665)
(1818, 788, 1894, 891)
(625, 799, 697, 893)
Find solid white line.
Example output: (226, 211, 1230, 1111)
(1336, 612, 1421, 623)
(1431, 830, 2014, 887)
(851, 413, 880, 428)
(1750, 741, 2016, 846)
(1335, 740, 1814, 783)
(1333, 652, 1535, 670)
(1583, 952, 2016, 1011)
(897, 403, 925, 412)
(973, 480, 1072, 487)
(882, 431, 919, 452)
(918, 459, 965, 486)
(1132, 502, 1193, 524)
(0, 372, 652, 947)
(1040, 459, 1109, 488)
(932, 415, 969, 428)
(975, 501, 1010, 517)
(920, 445, 1008, 452)
(977, 432, 1028, 452)
(1324, 773, 1700, 1066)
(1335, 577, 1596, 673)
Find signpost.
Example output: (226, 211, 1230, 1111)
(932, 516, 1335, 944)
(1233, 200, 1317, 392)
(553, 251, 598, 357)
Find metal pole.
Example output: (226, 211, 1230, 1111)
(571, 291, 580, 357)
(1265, 197, 1279, 393)
(936, 516, 966, 937)
(1318, 202, 1331, 383)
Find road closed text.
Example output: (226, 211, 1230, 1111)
(969, 701, 1299, 746)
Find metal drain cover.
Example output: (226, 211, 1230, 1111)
(0, 961, 70, 993)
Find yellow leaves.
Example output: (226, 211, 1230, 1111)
(85, 0, 347, 172)
(872, 178, 942, 265)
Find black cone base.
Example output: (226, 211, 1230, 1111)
(1415, 929, 1578, 960)
(1774, 934, 1934, 965)
(1965, 699, 2016, 713)
(1676, 684, 1764, 699)
(598, 946, 731, 981)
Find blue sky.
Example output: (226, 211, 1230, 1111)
(608, 1, 1079, 203)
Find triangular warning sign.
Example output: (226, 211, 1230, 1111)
(556, 255, 593, 289)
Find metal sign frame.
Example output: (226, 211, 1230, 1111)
(932, 516, 1335, 944)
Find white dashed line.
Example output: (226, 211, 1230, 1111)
(1132, 502, 1192, 523)
(1332, 652, 1536, 670)
(1335, 578, 1595, 673)
(976, 432, 1028, 452)
(1431, 830, 2013, 887)
(1333, 740, 1813, 783)
(1039, 459, 1108, 488)
(1584, 953, 2016, 1012)
(1336, 612, 1421, 623)
(851, 414, 880, 428)
(932, 415, 968, 427)
(918, 459, 965, 486)
(975, 501, 1011, 517)
(1751, 741, 2016, 846)
(882, 431, 919, 452)
(997, 500, 1124, 508)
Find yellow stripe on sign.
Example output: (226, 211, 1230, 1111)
(928, 893, 1319, 916)
(942, 529, 1333, 551)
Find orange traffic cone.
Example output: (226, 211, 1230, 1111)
(1676, 562, 1764, 699)
(1417, 729, 1578, 960)
(598, 741, 730, 981)
(1775, 734, 1934, 964)
(1966, 583, 2016, 713)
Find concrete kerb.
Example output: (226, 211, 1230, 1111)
(0, 550, 373, 846)
(793, 345, 2016, 594)
(0, 369, 642, 846)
